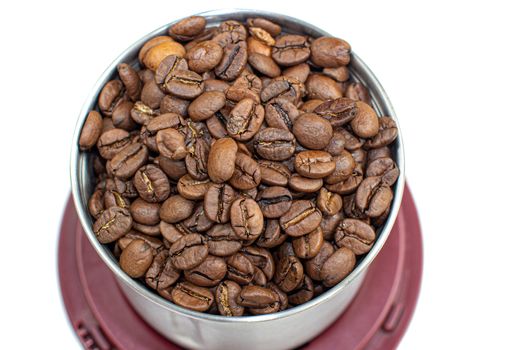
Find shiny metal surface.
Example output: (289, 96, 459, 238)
(70, 9, 405, 350)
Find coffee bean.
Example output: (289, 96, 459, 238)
(365, 116, 398, 149)
(226, 252, 255, 284)
(325, 163, 364, 195)
(108, 143, 149, 179)
(288, 275, 314, 305)
(248, 27, 276, 46)
(314, 97, 356, 127)
(305, 241, 334, 281)
(305, 74, 343, 101)
(292, 226, 324, 259)
(155, 55, 189, 89)
(156, 128, 187, 160)
(183, 203, 214, 233)
(264, 98, 299, 131)
(141, 79, 165, 109)
(177, 174, 210, 200)
(274, 256, 304, 292)
(97, 128, 131, 160)
(159, 195, 195, 223)
(146, 250, 180, 290)
(350, 101, 379, 138)
(335, 218, 376, 255)
(207, 137, 238, 183)
(282, 63, 310, 83)
(185, 138, 209, 180)
(294, 150, 335, 179)
(355, 176, 393, 218)
(215, 41, 248, 81)
(247, 36, 272, 57)
(172, 281, 213, 312)
(157, 156, 186, 180)
(130, 198, 160, 225)
(227, 98, 264, 141)
(98, 80, 126, 116)
(230, 197, 264, 241)
(345, 82, 371, 105)
(213, 20, 247, 47)
(288, 174, 323, 193)
(325, 150, 356, 184)
(205, 224, 242, 257)
(133, 164, 170, 203)
(272, 35, 310, 66)
(260, 76, 305, 105)
(79, 111, 103, 150)
(229, 153, 261, 190)
(240, 246, 275, 280)
(131, 101, 158, 125)
(188, 91, 226, 121)
(293, 113, 333, 150)
(237, 285, 278, 308)
(163, 69, 204, 99)
(320, 247, 356, 287)
(138, 36, 173, 65)
(256, 219, 287, 249)
(112, 101, 137, 131)
(246, 18, 281, 37)
(186, 40, 223, 74)
(366, 157, 399, 186)
(119, 239, 153, 278)
(104, 189, 130, 209)
(310, 37, 351, 68)
(143, 40, 186, 71)
(258, 160, 291, 186)
(216, 280, 245, 316)
(169, 233, 208, 270)
(254, 127, 296, 161)
(248, 53, 281, 78)
(132, 222, 161, 236)
(226, 73, 262, 102)
(256, 186, 292, 219)
(160, 95, 190, 116)
(320, 211, 344, 241)
(169, 16, 206, 42)
(117, 63, 142, 101)
(88, 189, 105, 218)
(184, 255, 227, 287)
(159, 221, 189, 243)
(93, 207, 132, 243)
(279, 200, 322, 237)
(204, 183, 236, 223)
(316, 188, 343, 216)
(323, 66, 350, 82)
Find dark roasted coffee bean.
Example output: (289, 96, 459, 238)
(320, 211, 344, 241)
(321, 247, 356, 287)
(310, 37, 351, 68)
(156, 128, 187, 160)
(169, 16, 206, 41)
(188, 91, 226, 121)
(365, 116, 398, 149)
(79, 111, 103, 150)
(350, 101, 379, 138)
(172, 282, 213, 312)
(274, 256, 304, 292)
(367, 147, 391, 164)
(252, 266, 268, 286)
(204, 183, 236, 223)
(335, 219, 376, 255)
(117, 63, 142, 101)
(293, 113, 333, 149)
(314, 97, 356, 127)
(230, 153, 261, 190)
(204, 79, 231, 93)
(272, 35, 310, 66)
(133, 164, 170, 203)
(207, 137, 238, 183)
(294, 151, 335, 179)
(279, 200, 322, 237)
(185, 138, 209, 180)
(292, 226, 324, 259)
(316, 188, 343, 216)
(258, 160, 291, 186)
(185, 255, 227, 287)
(146, 250, 180, 290)
(215, 41, 248, 81)
(288, 275, 314, 305)
(169, 233, 208, 270)
(260, 76, 305, 105)
(206, 223, 242, 256)
(366, 157, 399, 186)
(164, 69, 204, 99)
(119, 239, 153, 278)
(345, 82, 371, 105)
(159, 195, 195, 223)
(177, 174, 210, 200)
(226, 252, 255, 285)
(141, 79, 165, 109)
(226, 98, 264, 141)
(248, 53, 281, 78)
(155, 55, 189, 89)
(186, 40, 223, 73)
(93, 207, 132, 243)
(325, 163, 364, 195)
(112, 101, 137, 131)
(256, 219, 286, 248)
(213, 20, 247, 47)
(240, 246, 275, 280)
(160, 95, 190, 116)
(98, 80, 126, 116)
(324, 131, 347, 156)
(108, 143, 149, 180)
(216, 280, 244, 316)
(183, 203, 214, 233)
(256, 186, 292, 218)
(254, 127, 295, 161)
(230, 197, 264, 240)
(325, 150, 356, 184)
(157, 156, 187, 180)
(130, 198, 160, 225)
(305, 241, 335, 281)
(288, 174, 323, 193)
(131, 101, 158, 125)
(237, 285, 278, 308)
(88, 189, 105, 218)
(355, 176, 393, 218)
(264, 98, 299, 131)
(305, 74, 343, 101)
(226, 73, 262, 103)
(97, 128, 131, 160)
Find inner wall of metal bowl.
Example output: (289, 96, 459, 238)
(72, 8, 404, 321)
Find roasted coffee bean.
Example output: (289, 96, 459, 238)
(155, 55, 189, 89)
(206, 223, 242, 256)
(117, 231, 163, 252)
(366, 157, 399, 186)
(88, 189, 105, 218)
(264, 98, 299, 131)
(184, 255, 227, 287)
(316, 188, 343, 216)
(185, 138, 209, 180)
(314, 97, 356, 127)
(310, 37, 351, 68)
(226, 73, 262, 102)
(108, 143, 149, 180)
(279, 200, 322, 237)
(163, 69, 204, 99)
(335, 219, 376, 255)
(156, 128, 187, 160)
(119, 239, 153, 278)
(157, 156, 187, 180)
(323, 66, 350, 82)
(282, 63, 310, 83)
(93, 207, 132, 243)
(160, 95, 190, 116)
(367, 147, 391, 164)
(172, 282, 213, 312)
(350, 101, 379, 138)
(97, 128, 131, 160)
(215, 41, 248, 81)
(355, 176, 393, 218)
(226, 98, 264, 141)
(247, 36, 272, 57)
(321, 247, 356, 287)
(246, 18, 281, 37)
(288, 275, 314, 305)
(130, 198, 160, 225)
(320, 211, 344, 241)
(207, 137, 238, 183)
(260, 76, 305, 105)
(274, 256, 304, 292)
(237, 285, 278, 308)
(248, 53, 281, 78)
(365, 116, 398, 149)
(131, 101, 158, 125)
(79, 111, 103, 150)
(117, 63, 142, 101)
(141, 79, 166, 109)
(288, 174, 323, 193)
(254, 127, 296, 161)
(143, 40, 186, 71)
(98, 80, 126, 116)
(169, 16, 206, 42)
(256, 186, 292, 219)
(103, 189, 130, 210)
(305, 241, 335, 281)
(204, 183, 236, 223)
(272, 35, 310, 66)
(216, 280, 245, 316)
(213, 20, 247, 47)
(186, 40, 223, 73)
(256, 219, 287, 249)
(133, 165, 170, 203)
(183, 203, 214, 233)
(132, 222, 161, 236)
(226, 252, 255, 284)
(325, 150, 356, 184)
(305, 74, 343, 101)
(188, 91, 226, 121)
(146, 250, 180, 290)
(345, 82, 371, 105)
(177, 174, 210, 200)
(292, 226, 324, 259)
(230, 197, 264, 240)
(258, 160, 291, 186)
(324, 131, 347, 156)
(240, 246, 275, 280)
(138, 36, 173, 65)
(159, 221, 189, 243)
(325, 163, 364, 195)
(230, 153, 261, 190)
(185, 27, 218, 51)
(294, 151, 335, 179)
(300, 99, 324, 113)
(169, 233, 208, 270)
(106, 178, 138, 198)
(112, 101, 137, 131)
(204, 79, 230, 93)
(293, 113, 333, 150)
(159, 195, 195, 223)
(267, 282, 288, 311)
(274, 242, 296, 262)
(248, 27, 276, 46)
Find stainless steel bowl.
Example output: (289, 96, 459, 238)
(70, 9, 405, 350)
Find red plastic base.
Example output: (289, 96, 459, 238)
(58, 186, 422, 350)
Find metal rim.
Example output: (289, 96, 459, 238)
(70, 8, 405, 324)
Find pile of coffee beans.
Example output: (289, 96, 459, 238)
(79, 15, 399, 316)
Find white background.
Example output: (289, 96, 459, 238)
(0, 0, 523, 349)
